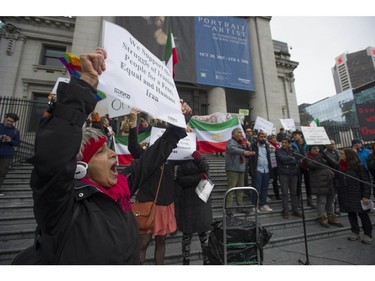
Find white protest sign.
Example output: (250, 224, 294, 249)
(99, 20, 186, 128)
(149, 127, 196, 160)
(280, 118, 296, 131)
(52, 77, 70, 94)
(301, 126, 331, 145)
(106, 95, 132, 118)
(254, 116, 274, 135)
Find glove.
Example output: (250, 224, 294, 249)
(200, 173, 208, 180)
(192, 150, 201, 162)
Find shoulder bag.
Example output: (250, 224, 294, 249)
(132, 164, 164, 231)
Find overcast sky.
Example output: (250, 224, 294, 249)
(270, 16, 375, 105)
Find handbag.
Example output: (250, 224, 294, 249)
(132, 164, 164, 231)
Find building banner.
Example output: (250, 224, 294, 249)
(195, 16, 255, 91)
(356, 102, 375, 141)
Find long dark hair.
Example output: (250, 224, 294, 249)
(343, 148, 359, 169)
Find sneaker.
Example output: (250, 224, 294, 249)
(362, 235, 372, 244)
(259, 205, 273, 212)
(251, 207, 259, 213)
(348, 232, 360, 241)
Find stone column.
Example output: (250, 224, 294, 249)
(207, 87, 227, 114)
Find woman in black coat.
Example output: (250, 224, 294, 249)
(175, 151, 212, 265)
(25, 48, 189, 264)
(305, 145, 343, 228)
(336, 148, 373, 244)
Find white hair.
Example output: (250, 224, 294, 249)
(76, 127, 107, 161)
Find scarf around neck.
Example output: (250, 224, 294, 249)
(233, 137, 245, 163)
(339, 160, 348, 173)
(80, 174, 131, 212)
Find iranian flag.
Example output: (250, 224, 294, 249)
(114, 130, 151, 165)
(188, 116, 243, 153)
(165, 20, 178, 78)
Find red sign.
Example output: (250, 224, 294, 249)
(357, 102, 375, 142)
(337, 57, 343, 64)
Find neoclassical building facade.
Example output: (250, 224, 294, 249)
(0, 16, 300, 131)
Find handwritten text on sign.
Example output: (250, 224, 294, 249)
(98, 20, 186, 128)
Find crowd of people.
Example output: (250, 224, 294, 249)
(5, 47, 375, 265)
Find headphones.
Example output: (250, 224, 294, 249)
(75, 161, 88, 180)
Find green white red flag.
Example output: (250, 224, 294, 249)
(114, 130, 151, 165)
(165, 21, 178, 78)
(187, 116, 243, 153)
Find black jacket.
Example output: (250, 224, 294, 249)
(29, 77, 185, 264)
(175, 158, 212, 233)
(275, 147, 298, 176)
(128, 126, 186, 205)
(335, 163, 372, 213)
(305, 153, 335, 195)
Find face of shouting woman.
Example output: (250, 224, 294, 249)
(87, 142, 118, 188)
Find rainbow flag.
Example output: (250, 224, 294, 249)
(59, 52, 106, 101)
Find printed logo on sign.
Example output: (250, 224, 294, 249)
(114, 88, 131, 100)
(168, 116, 177, 123)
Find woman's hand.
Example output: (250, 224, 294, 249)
(80, 48, 107, 88)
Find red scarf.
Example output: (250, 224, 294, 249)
(269, 141, 280, 150)
(233, 137, 245, 163)
(339, 160, 347, 173)
(80, 174, 132, 212)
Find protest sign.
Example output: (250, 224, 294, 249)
(301, 126, 331, 145)
(105, 95, 132, 118)
(254, 116, 274, 135)
(99, 20, 186, 128)
(149, 127, 196, 160)
(279, 118, 296, 131)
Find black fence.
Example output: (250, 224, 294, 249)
(0, 96, 46, 166)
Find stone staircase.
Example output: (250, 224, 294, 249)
(1, 155, 374, 265)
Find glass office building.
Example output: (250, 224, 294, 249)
(300, 89, 357, 127)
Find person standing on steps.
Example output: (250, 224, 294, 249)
(291, 130, 316, 209)
(275, 137, 302, 219)
(175, 150, 212, 265)
(305, 145, 343, 228)
(0, 112, 20, 190)
(335, 148, 372, 244)
(249, 131, 273, 212)
(225, 128, 254, 216)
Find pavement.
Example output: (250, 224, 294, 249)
(263, 233, 375, 265)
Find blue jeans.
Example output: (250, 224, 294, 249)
(252, 171, 270, 206)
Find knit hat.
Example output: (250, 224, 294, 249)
(91, 112, 100, 123)
(352, 139, 362, 145)
(192, 150, 201, 162)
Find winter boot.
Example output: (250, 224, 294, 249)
(319, 215, 329, 228)
(327, 214, 344, 227)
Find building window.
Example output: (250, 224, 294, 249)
(41, 45, 66, 67)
